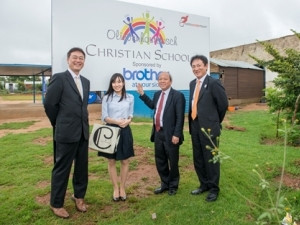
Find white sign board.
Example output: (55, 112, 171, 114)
(52, 0, 209, 91)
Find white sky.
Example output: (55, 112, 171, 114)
(0, 0, 299, 65)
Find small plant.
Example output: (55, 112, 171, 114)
(201, 117, 299, 225)
(201, 127, 230, 164)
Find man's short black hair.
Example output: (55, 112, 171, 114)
(67, 47, 86, 59)
(190, 55, 208, 66)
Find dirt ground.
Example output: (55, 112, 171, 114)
(1, 99, 299, 205)
(0, 100, 268, 137)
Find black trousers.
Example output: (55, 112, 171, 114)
(154, 129, 180, 190)
(50, 135, 88, 208)
(52, 127, 56, 164)
(190, 119, 220, 194)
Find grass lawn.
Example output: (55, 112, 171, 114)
(0, 93, 42, 101)
(0, 109, 299, 224)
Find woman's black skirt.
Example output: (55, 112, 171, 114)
(97, 124, 134, 160)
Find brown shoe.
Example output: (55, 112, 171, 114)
(50, 206, 69, 219)
(71, 194, 87, 212)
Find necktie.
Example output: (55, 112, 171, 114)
(155, 92, 165, 131)
(191, 80, 201, 120)
(75, 76, 83, 99)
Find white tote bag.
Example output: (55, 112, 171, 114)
(89, 124, 121, 154)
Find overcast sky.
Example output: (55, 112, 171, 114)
(0, 0, 299, 65)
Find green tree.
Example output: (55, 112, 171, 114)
(250, 29, 300, 145)
(17, 81, 25, 92)
(7, 76, 26, 83)
(35, 83, 42, 91)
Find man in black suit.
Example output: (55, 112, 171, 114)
(44, 47, 90, 218)
(137, 72, 186, 196)
(188, 55, 228, 202)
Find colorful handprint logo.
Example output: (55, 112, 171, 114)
(120, 12, 166, 48)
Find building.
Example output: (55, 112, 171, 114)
(210, 34, 300, 87)
(210, 58, 265, 105)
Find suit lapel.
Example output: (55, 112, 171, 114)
(154, 91, 161, 110)
(81, 77, 88, 100)
(164, 88, 173, 112)
(190, 79, 196, 102)
(198, 76, 209, 101)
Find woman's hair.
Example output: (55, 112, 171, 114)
(105, 73, 127, 102)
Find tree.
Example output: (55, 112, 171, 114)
(250, 29, 300, 145)
(17, 81, 25, 92)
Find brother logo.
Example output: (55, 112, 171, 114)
(123, 68, 161, 80)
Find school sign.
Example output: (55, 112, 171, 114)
(52, 0, 210, 91)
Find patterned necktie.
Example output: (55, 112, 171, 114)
(155, 92, 165, 131)
(75, 76, 83, 99)
(191, 80, 201, 120)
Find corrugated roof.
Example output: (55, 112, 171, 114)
(210, 58, 263, 70)
(0, 64, 52, 76)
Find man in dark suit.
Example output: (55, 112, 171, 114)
(188, 55, 228, 202)
(137, 72, 186, 196)
(44, 47, 90, 218)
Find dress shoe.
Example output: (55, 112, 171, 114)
(71, 194, 87, 212)
(120, 195, 127, 201)
(112, 196, 120, 202)
(168, 189, 177, 196)
(190, 188, 208, 195)
(119, 189, 126, 201)
(206, 193, 218, 202)
(154, 186, 168, 194)
(50, 206, 69, 219)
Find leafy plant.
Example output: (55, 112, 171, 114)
(202, 117, 299, 224)
(250, 29, 300, 145)
(201, 127, 230, 163)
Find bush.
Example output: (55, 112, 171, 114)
(0, 89, 9, 95)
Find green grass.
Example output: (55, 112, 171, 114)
(0, 110, 299, 224)
(132, 117, 153, 123)
(0, 121, 36, 130)
(1, 93, 42, 101)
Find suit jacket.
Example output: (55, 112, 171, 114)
(139, 88, 186, 145)
(188, 75, 228, 138)
(44, 70, 90, 143)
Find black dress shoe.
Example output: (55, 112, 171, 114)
(206, 193, 218, 202)
(168, 189, 177, 196)
(112, 196, 120, 202)
(120, 195, 127, 201)
(191, 188, 208, 195)
(154, 186, 168, 194)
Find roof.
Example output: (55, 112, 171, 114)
(210, 58, 264, 70)
(0, 64, 52, 76)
